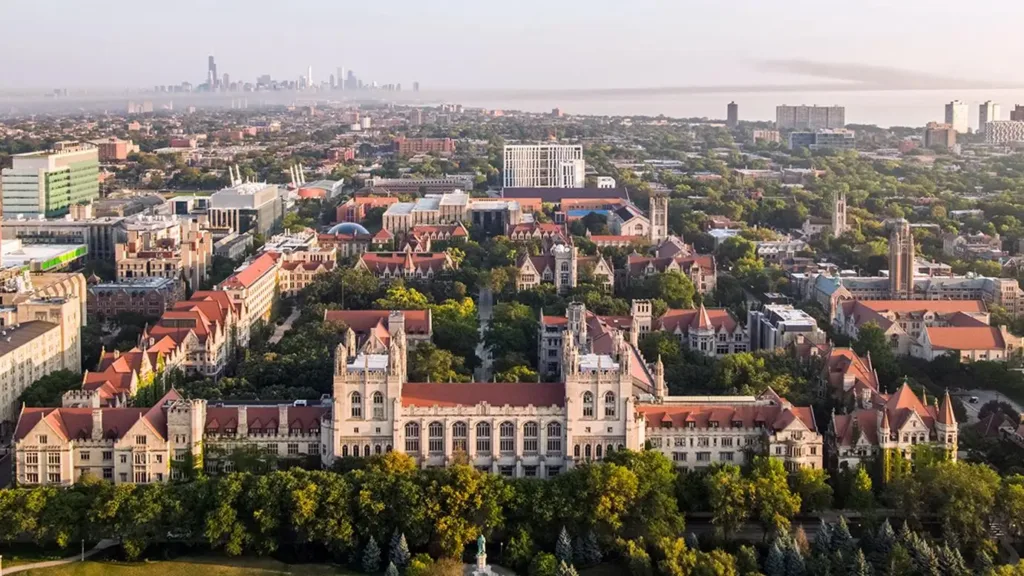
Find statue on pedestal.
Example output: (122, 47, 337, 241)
(474, 533, 492, 575)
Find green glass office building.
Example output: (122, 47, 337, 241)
(1, 143, 100, 217)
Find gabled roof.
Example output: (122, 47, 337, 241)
(637, 396, 815, 432)
(323, 309, 431, 335)
(926, 326, 1006, 351)
(822, 347, 879, 396)
(627, 254, 714, 275)
(14, 389, 184, 442)
(219, 252, 280, 290)
(357, 252, 453, 274)
(658, 307, 739, 334)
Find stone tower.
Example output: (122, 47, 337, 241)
(630, 299, 653, 346)
(889, 219, 915, 299)
(552, 244, 577, 294)
(649, 194, 669, 244)
(567, 302, 588, 353)
(832, 190, 847, 238)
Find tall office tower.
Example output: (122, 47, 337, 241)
(222, 73, 230, 90)
(775, 105, 845, 130)
(1012, 105, 1024, 122)
(503, 144, 585, 188)
(726, 101, 739, 128)
(1, 143, 100, 217)
(888, 218, 915, 299)
(979, 101, 1000, 133)
(307, 66, 313, 87)
(329, 74, 336, 89)
(208, 56, 217, 87)
(832, 190, 847, 239)
(413, 81, 420, 92)
(945, 100, 969, 133)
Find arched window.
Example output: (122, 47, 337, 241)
(523, 422, 539, 454)
(499, 421, 515, 454)
(472, 422, 490, 454)
(583, 392, 594, 418)
(342, 445, 349, 457)
(607, 444, 614, 456)
(546, 422, 562, 455)
(375, 444, 382, 455)
(428, 421, 444, 454)
(574, 444, 581, 458)
(604, 391, 616, 417)
(386, 445, 393, 453)
(596, 444, 603, 459)
(561, 262, 570, 272)
(372, 392, 385, 420)
(452, 422, 468, 453)
(351, 444, 359, 457)
(364, 445, 371, 457)
(584, 444, 592, 460)
(350, 392, 362, 418)
(405, 422, 420, 453)
(618, 443, 625, 451)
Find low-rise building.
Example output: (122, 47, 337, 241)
(115, 218, 211, 290)
(87, 277, 184, 318)
(208, 183, 283, 236)
(218, 252, 280, 340)
(652, 304, 750, 357)
(516, 245, 614, 294)
(748, 305, 827, 351)
(834, 300, 991, 355)
(355, 251, 455, 281)
(626, 253, 716, 294)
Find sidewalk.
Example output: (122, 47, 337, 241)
(4, 539, 118, 574)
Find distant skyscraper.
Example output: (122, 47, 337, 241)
(980, 101, 1001, 132)
(222, 73, 229, 90)
(1012, 105, 1024, 122)
(726, 101, 739, 128)
(945, 100, 969, 133)
(503, 144, 585, 188)
(413, 81, 420, 92)
(307, 66, 313, 87)
(207, 55, 217, 87)
(775, 105, 845, 130)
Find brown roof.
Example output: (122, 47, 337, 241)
(927, 326, 1006, 350)
(323, 309, 431, 335)
(636, 398, 815, 432)
(402, 382, 565, 408)
(627, 254, 714, 275)
(358, 252, 452, 274)
(14, 390, 183, 442)
(849, 299, 987, 315)
(823, 347, 879, 396)
(658, 307, 738, 334)
(220, 252, 280, 290)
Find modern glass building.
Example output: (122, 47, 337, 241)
(1, 143, 100, 217)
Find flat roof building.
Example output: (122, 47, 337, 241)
(208, 182, 283, 236)
(503, 144, 585, 188)
(1, 143, 100, 217)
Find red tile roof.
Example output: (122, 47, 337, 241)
(926, 326, 1006, 350)
(658, 307, 739, 334)
(823, 347, 879, 397)
(323, 309, 431, 335)
(627, 254, 714, 275)
(220, 252, 280, 290)
(402, 382, 565, 408)
(636, 398, 815, 432)
(14, 390, 183, 442)
(358, 252, 452, 274)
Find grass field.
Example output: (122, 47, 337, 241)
(17, 556, 357, 575)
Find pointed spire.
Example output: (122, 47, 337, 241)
(880, 409, 890, 430)
(920, 387, 928, 407)
(695, 303, 713, 330)
(938, 389, 956, 425)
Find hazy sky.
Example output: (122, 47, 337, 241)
(3, 0, 1024, 90)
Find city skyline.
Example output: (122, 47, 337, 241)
(3, 0, 1024, 91)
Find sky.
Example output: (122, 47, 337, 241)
(3, 0, 1024, 91)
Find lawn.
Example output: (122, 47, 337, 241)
(17, 556, 357, 575)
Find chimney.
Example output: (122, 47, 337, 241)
(91, 409, 103, 441)
(278, 405, 288, 436)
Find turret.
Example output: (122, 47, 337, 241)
(653, 355, 666, 400)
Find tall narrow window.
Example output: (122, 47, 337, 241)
(523, 422, 539, 454)
(350, 392, 362, 418)
(428, 421, 444, 455)
(499, 421, 515, 454)
(372, 392, 385, 420)
(604, 391, 616, 417)
(476, 422, 491, 453)
(405, 422, 420, 453)
(546, 422, 562, 455)
(583, 392, 594, 418)
(452, 422, 468, 453)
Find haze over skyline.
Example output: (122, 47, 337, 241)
(3, 0, 1024, 91)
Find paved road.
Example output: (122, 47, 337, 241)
(956, 389, 1024, 423)
(474, 288, 494, 382)
(269, 308, 300, 345)
(4, 539, 118, 574)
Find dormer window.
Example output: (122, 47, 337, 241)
(686, 421, 695, 429)
(731, 420, 743, 428)
(710, 421, 719, 428)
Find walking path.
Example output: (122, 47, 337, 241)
(474, 288, 494, 382)
(3, 539, 118, 574)
(269, 308, 300, 345)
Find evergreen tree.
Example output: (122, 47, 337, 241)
(908, 534, 938, 576)
(831, 516, 854, 555)
(390, 532, 410, 567)
(581, 531, 602, 566)
(363, 536, 382, 574)
(784, 542, 806, 576)
(573, 536, 586, 567)
(765, 542, 786, 576)
(896, 521, 913, 545)
(793, 525, 811, 556)
(869, 519, 895, 570)
(384, 562, 399, 576)
(948, 547, 969, 576)
(736, 545, 759, 575)
(555, 527, 573, 564)
(556, 560, 580, 576)
(389, 530, 401, 556)
(850, 549, 870, 576)
(685, 532, 700, 550)
(887, 544, 913, 576)
(812, 519, 833, 558)
(975, 550, 994, 575)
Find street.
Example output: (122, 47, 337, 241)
(269, 307, 300, 345)
(956, 389, 1024, 423)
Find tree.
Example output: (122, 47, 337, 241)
(711, 353, 796, 397)
(390, 532, 410, 567)
(764, 542, 785, 576)
(495, 365, 539, 383)
(716, 236, 756, 267)
(18, 370, 82, 407)
(384, 562, 399, 576)
(887, 544, 914, 576)
(852, 322, 900, 386)
(363, 536, 381, 573)
(506, 528, 536, 572)
(430, 297, 480, 371)
(555, 526, 573, 563)
(918, 460, 1000, 547)
(748, 457, 801, 539)
(735, 546, 759, 575)
(848, 467, 875, 511)
(374, 283, 429, 310)
(579, 531, 602, 567)
(706, 465, 749, 540)
(850, 549, 870, 576)
(784, 543, 805, 576)
(406, 343, 469, 382)
(529, 552, 559, 576)
(640, 272, 696, 309)
(789, 467, 833, 513)
(556, 560, 580, 576)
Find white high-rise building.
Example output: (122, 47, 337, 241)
(945, 100, 969, 134)
(985, 121, 1024, 144)
(307, 66, 313, 87)
(503, 144, 584, 188)
(980, 101, 1001, 133)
